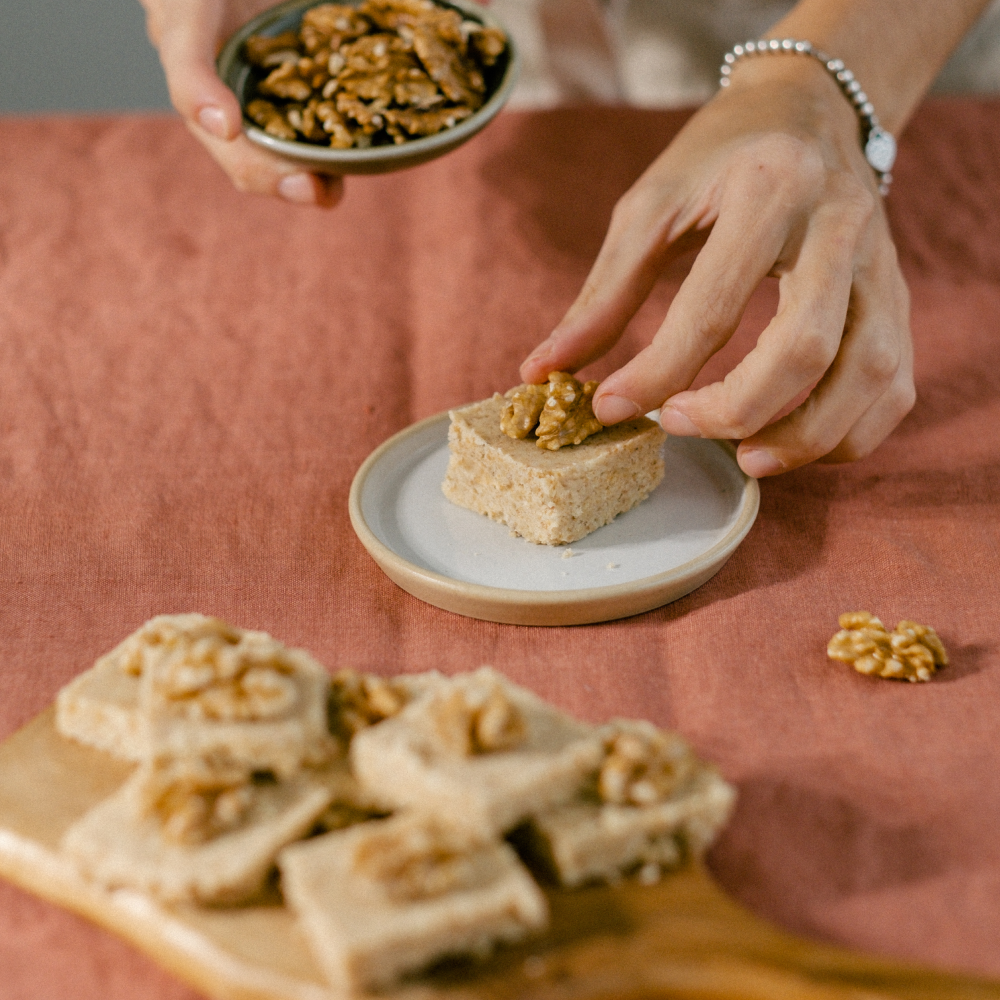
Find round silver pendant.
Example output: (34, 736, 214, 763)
(865, 127, 897, 174)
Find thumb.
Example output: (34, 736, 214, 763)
(154, 1, 243, 141)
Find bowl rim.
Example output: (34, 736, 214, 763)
(216, 0, 519, 167)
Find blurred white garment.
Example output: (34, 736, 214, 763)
(492, 0, 1000, 108)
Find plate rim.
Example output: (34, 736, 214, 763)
(348, 409, 760, 623)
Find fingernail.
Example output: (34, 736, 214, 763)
(520, 344, 552, 380)
(525, 343, 552, 366)
(595, 395, 641, 424)
(739, 449, 785, 478)
(660, 404, 700, 436)
(278, 173, 317, 204)
(197, 104, 228, 139)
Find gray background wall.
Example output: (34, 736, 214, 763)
(0, 0, 170, 112)
(1, 0, 997, 114)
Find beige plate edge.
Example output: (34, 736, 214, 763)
(348, 410, 760, 626)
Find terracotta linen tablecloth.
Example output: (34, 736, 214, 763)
(1, 100, 999, 998)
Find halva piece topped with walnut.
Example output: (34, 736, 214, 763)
(56, 613, 337, 773)
(137, 615, 336, 777)
(62, 754, 336, 904)
(279, 812, 548, 993)
(350, 667, 607, 835)
(521, 720, 736, 887)
(443, 372, 667, 544)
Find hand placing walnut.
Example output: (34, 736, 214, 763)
(501, 372, 603, 450)
(828, 611, 948, 682)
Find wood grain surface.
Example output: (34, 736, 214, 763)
(0, 709, 997, 1000)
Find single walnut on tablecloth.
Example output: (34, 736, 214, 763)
(501, 372, 603, 450)
(827, 611, 948, 682)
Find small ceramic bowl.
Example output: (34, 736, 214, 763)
(217, 0, 518, 175)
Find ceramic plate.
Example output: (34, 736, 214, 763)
(349, 411, 759, 625)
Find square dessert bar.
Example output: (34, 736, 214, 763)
(138, 624, 335, 779)
(55, 614, 336, 776)
(279, 813, 549, 992)
(62, 766, 335, 904)
(524, 721, 736, 888)
(56, 653, 144, 760)
(442, 394, 667, 545)
(350, 667, 605, 836)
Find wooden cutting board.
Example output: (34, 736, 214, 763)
(0, 708, 997, 1000)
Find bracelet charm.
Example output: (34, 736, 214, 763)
(719, 38, 896, 196)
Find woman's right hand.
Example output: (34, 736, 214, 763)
(140, 0, 344, 207)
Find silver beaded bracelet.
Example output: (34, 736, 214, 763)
(719, 38, 896, 196)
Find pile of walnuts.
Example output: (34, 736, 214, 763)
(243, 0, 507, 148)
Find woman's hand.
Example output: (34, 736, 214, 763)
(520, 54, 914, 477)
(140, 0, 344, 206)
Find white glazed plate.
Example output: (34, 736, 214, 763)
(349, 411, 759, 625)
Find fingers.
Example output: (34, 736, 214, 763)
(152, 0, 243, 140)
(815, 272, 914, 465)
(816, 341, 915, 464)
(587, 144, 912, 476)
(736, 246, 912, 476)
(148, 0, 343, 207)
(517, 56, 915, 475)
(185, 121, 345, 206)
(656, 175, 874, 440)
(590, 135, 824, 424)
(519, 164, 712, 386)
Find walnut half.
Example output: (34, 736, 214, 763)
(352, 817, 485, 901)
(500, 372, 603, 450)
(152, 627, 301, 723)
(597, 721, 695, 807)
(429, 682, 526, 756)
(138, 754, 257, 845)
(327, 669, 409, 743)
(828, 611, 948, 682)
